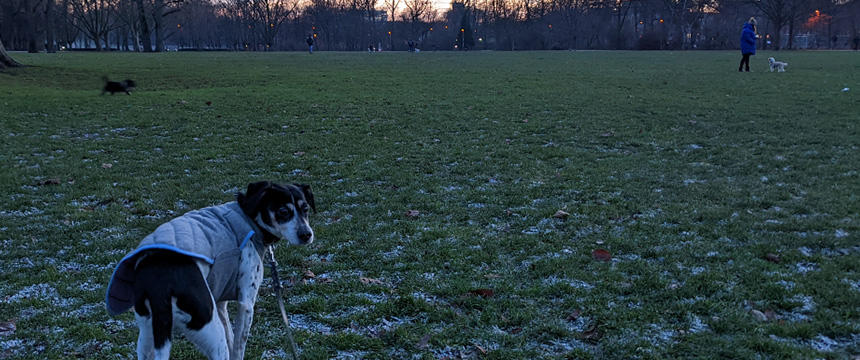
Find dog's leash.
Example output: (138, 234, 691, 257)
(265, 245, 300, 360)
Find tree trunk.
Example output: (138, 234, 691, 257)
(0, 38, 23, 69)
(773, 21, 783, 51)
(787, 18, 795, 50)
(45, 0, 56, 52)
(132, 28, 140, 51)
(137, 0, 152, 51)
(153, 0, 164, 51)
(25, 3, 40, 53)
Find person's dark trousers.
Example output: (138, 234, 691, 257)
(739, 53, 751, 72)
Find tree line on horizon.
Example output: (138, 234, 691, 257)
(1, 0, 858, 54)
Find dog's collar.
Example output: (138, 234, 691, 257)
(232, 202, 276, 247)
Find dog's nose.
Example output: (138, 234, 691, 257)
(298, 231, 312, 243)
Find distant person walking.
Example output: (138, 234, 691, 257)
(306, 35, 315, 54)
(739, 17, 757, 72)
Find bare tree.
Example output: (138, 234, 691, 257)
(8, 0, 48, 52)
(0, 9, 23, 66)
(0, 39, 22, 68)
(114, 0, 141, 50)
(748, 0, 809, 49)
(662, 0, 717, 49)
(383, 0, 399, 48)
(250, 0, 296, 49)
(550, 0, 590, 49)
(609, 0, 635, 49)
(68, 0, 118, 50)
(358, 0, 378, 47)
(403, 0, 431, 39)
(45, 0, 58, 52)
(152, 0, 184, 51)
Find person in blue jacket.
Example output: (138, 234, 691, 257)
(739, 17, 757, 72)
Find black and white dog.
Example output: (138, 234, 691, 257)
(106, 181, 315, 359)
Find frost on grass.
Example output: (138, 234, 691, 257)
(345, 315, 420, 337)
(352, 292, 391, 304)
(688, 314, 710, 334)
(528, 337, 592, 356)
(288, 314, 332, 334)
(522, 217, 574, 235)
(320, 306, 371, 321)
(334, 350, 369, 359)
(769, 333, 860, 353)
(63, 303, 102, 319)
(261, 349, 294, 359)
(780, 294, 816, 322)
(0, 207, 45, 217)
(2, 283, 79, 307)
(795, 262, 819, 273)
(542, 276, 594, 290)
(0, 339, 37, 358)
(410, 291, 447, 306)
(842, 278, 860, 292)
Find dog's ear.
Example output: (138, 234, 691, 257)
(295, 183, 316, 213)
(237, 181, 272, 218)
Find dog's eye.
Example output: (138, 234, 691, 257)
(276, 207, 293, 218)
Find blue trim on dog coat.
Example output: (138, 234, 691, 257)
(106, 202, 264, 316)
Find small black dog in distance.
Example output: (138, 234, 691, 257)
(102, 77, 136, 95)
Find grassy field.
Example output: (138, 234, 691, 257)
(0, 50, 858, 359)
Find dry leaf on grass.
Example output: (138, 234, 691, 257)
(764, 253, 780, 263)
(302, 270, 316, 279)
(566, 309, 581, 321)
(405, 210, 420, 217)
(750, 309, 767, 322)
(764, 310, 777, 321)
(591, 249, 611, 262)
(552, 210, 570, 219)
(0, 320, 15, 337)
(580, 320, 603, 343)
(468, 288, 495, 298)
(37, 178, 61, 186)
(474, 343, 487, 355)
(416, 334, 430, 349)
(359, 277, 384, 285)
(101, 163, 113, 169)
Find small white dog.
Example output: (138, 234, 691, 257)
(768, 57, 788, 72)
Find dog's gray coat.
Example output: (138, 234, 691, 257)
(106, 202, 264, 316)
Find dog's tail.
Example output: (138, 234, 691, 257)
(132, 250, 214, 349)
(134, 265, 174, 349)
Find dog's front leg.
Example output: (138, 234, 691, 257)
(216, 301, 234, 352)
(230, 249, 264, 360)
(231, 300, 256, 359)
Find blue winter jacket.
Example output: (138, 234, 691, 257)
(740, 23, 756, 55)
